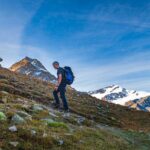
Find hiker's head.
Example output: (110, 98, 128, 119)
(53, 61, 59, 69)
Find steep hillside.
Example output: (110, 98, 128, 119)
(0, 67, 150, 149)
(10, 57, 56, 83)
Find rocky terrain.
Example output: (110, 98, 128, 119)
(10, 57, 56, 83)
(0, 67, 150, 149)
(89, 85, 150, 112)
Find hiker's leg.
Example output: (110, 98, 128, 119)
(53, 90, 60, 106)
(59, 87, 68, 110)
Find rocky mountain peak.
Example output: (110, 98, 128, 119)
(10, 57, 56, 83)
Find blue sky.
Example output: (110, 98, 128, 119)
(0, 0, 150, 92)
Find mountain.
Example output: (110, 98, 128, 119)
(0, 67, 150, 149)
(125, 96, 150, 112)
(89, 85, 150, 111)
(10, 57, 56, 83)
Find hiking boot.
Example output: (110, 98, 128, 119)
(63, 109, 70, 113)
(58, 107, 64, 112)
(52, 103, 60, 109)
(59, 108, 70, 113)
(63, 109, 70, 118)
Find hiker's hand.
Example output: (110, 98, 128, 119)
(54, 86, 58, 91)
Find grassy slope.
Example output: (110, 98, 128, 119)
(0, 67, 150, 150)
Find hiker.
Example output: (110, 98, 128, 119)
(52, 61, 74, 112)
(0, 58, 3, 67)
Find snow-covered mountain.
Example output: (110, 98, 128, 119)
(89, 85, 150, 110)
(10, 57, 56, 83)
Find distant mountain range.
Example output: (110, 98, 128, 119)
(89, 85, 150, 112)
(10, 57, 56, 83)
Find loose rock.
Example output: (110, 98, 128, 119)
(32, 104, 44, 112)
(58, 140, 64, 146)
(76, 116, 85, 124)
(9, 125, 17, 132)
(49, 112, 58, 118)
(31, 130, 36, 136)
(43, 132, 48, 138)
(9, 142, 19, 147)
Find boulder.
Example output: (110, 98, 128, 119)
(11, 114, 25, 124)
(17, 111, 32, 120)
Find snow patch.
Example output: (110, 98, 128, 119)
(90, 85, 150, 105)
(31, 60, 48, 73)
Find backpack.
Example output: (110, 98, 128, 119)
(63, 66, 75, 85)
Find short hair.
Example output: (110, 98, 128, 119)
(53, 61, 59, 65)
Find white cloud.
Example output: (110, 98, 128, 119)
(72, 51, 150, 91)
(87, 3, 150, 30)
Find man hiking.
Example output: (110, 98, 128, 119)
(52, 61, 69, 112)
(0, 58, 3, 67)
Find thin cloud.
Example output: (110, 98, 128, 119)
(73, 51, 150, 91)
(88, 3, 150, 29)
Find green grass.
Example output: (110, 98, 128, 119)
(47, 121, 68, 129)
(0, 112, 7, 120)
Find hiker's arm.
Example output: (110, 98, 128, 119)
(56, 74, 62, 87)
